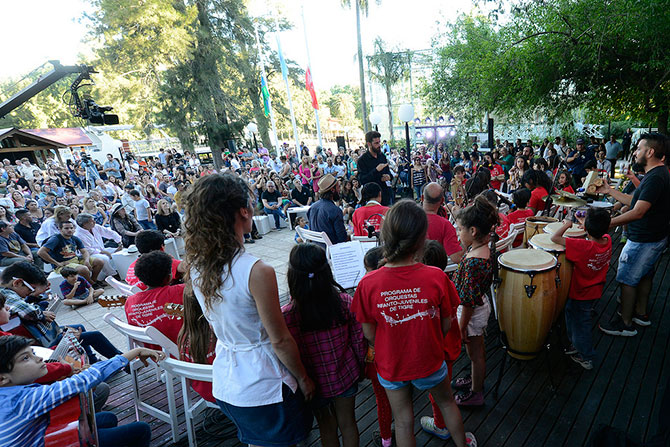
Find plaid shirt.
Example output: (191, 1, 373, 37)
(282, 293, 366, 399)
(1, 288, 51, 337)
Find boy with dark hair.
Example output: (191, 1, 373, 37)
(507, 188, 534, 223)
(0, 335, 162, 447)
(130, 190, 155, 230)
(59, 266, 104, 307)
(125, 230, 185, 290)
(124, 251, 184, 347)
(551, 208, 612, 370)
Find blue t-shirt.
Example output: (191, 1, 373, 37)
(43, 234, 84, 264)
(59, 275, 91, 299)
(0, 233, 26, 259)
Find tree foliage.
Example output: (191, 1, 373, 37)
(368, 38, 409, 138)
(424, 0, 670, 133)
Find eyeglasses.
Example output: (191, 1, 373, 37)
(13, 277, 34, 292)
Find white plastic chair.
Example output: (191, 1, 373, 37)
(105, 276, 141, 296)
(103, 313, 181, 443)
(352, 235, 377, 243)
(295, 226, 333, 246)
(494, 229, 518, 252)
(444, 263, 458, 273)
(160, 358, 219, 447)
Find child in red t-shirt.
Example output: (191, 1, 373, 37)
(551, 209, 612, 370)
(556, 170, 575, 194)
(506, 188, 535, 247)
(353, 200, 475, 447)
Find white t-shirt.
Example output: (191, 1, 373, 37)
(134, 198, 150, 221)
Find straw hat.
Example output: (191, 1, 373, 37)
(318, 174, 337, 193)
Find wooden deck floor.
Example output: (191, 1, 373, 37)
(101, 227, 669, 446)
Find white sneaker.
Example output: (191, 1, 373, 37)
(466, 432, 478, 447)
(420, 416, 451, 440)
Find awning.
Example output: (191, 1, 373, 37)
(22, 127, 92, 147)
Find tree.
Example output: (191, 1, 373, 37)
(368, 38, 409, 139)
(424, 0, 670, 134)
(340, 0, 381, 134)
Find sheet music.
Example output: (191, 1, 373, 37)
(329, 241, 367, 289)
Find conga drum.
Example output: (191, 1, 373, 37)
(543, 222, 586, 238)
(529, 233, 573, 322)
(524, 216, 557, 246)
(496, 249, 558, 360)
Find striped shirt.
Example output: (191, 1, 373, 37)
(0, 355, 127, 447)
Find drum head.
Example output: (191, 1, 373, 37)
(529, 233, 565, 252)
(498, 248, 557, 271)
(526, 216, 558, 225)
(544, 222, 586, 237)
(588, 201, 613, 209)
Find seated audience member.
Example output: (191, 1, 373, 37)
(38, 221, 104, 287)
(0, 221, 44, 270)
(0, 335, 160, 447)
(125, 230, 185, 290)
(155, 199, 182, 238)
(422, 182, 464, 263)
(352, 183, 389, 237)
(294, 216, 309, 243)
(1, 262, 121, 359)
(75, 213, 122, 280)
(59, 266, 104, 308)
(261, 180, 288, 231)
(35, 205, 74, 246)
(13, 209, 40, 251)
(124, 251, 185, 347)
(110, 203, 142, 248)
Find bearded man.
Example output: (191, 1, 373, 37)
(358, 130, 394, 206)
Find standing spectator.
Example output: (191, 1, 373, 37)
(130, 190, 155, 230)
(622, 128, 633, 158)
(605, 135, 622, 178)
(566, 139, 595, 184)
(597, 133, 670, 336)
(110, 203, 142, 248)
(357, 131, 394, 206)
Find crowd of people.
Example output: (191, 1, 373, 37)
(0, 126, 667, 447)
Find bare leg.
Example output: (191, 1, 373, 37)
(314, 405, 339, 447)
(465, 335, 486, 393)
(635, 274, 654, 316)
(91, 258, 104, 282)
(334, 395, 359, 447)
(76, 265, 93, 284)
(428, 379, 467, 447)
(384, 386, 415, 447)
(620, 284, 636, 325)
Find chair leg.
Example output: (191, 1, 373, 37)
(165, 372, 180, 443)
(181, 378, 198, 447)
(131, 360, 141, 422)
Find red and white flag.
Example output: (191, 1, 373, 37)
(305, 68, 319, 110)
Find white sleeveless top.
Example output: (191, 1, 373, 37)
(191, 251, 297, 407)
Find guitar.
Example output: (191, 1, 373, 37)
(97, 295, 128, 308)
(44, 328, 98, 447)
(163, 302, 184, 319)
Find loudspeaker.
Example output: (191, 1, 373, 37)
(336, 136, 346, 150)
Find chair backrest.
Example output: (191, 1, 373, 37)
(444, 263, 458, 273)
(510, 222, 525, 233)
(105, 276, 140, 295)
(160, 357, 213, 383)
(495, 229, 518, 252)
(103, 313, 179, 358)
(352, 235, 376, 243)
(296, 226, 333, 246)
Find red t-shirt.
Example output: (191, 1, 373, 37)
(565, 235, 612, 300)
(489, 163, 505, 190)
(126, 257, 181, 291)
(529, 186, 549, 211)
(560, 185, 575, 194)
(352, 263, 452, 381)
(506, 208, 535, 225)
(124, 284, 185, 349)
(0, 334, 75, 383)
(426, 213, 462, 257)
(496, 212, 510, 239)
(352, 203, 389, 237)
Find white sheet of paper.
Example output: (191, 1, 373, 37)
(329, 241, 367, 289)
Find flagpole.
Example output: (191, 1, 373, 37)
(301, 5, 323, 149)
(274, 17, 301, 155)
(254, 24, 279, 151)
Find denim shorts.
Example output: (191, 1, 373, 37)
(311, 382, 359, 410)
(377, 361, 448, 391)
(216, 385, 312, 446)
(616, 237, 667, 286)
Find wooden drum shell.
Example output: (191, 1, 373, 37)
(529, 234, 574, 323)
(523, 216, 558, 246)
(496, 250, 558, 360)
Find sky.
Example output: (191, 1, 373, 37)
(1, 0, 478, 90)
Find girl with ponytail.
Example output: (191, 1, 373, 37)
(450, 196, 498, 407)
(352, 199, 475, 447)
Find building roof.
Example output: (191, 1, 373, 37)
(22, 127, 92, 147)
(0, 127, 68, 149)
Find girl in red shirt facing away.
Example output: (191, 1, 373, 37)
(353, 200, 476, 447)
(556, 170, 576, 194)
(506, 188, 535, 247)
(281, 243, 366, 447)
(522, 169, 553, 213)
(451, 196, 498, 407)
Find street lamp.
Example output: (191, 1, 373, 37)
(247, 122, 258, 150)
(398, 104, 414, 153)
(369, 111, 383, 132)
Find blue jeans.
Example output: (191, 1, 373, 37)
(264, 206, 286, 229)
(616, 237, 667, 286)
(565, 299, 597, 362)
(96, 412, 151, 447)
(138, 219, 156, 230)
(52, 324, 122, 362)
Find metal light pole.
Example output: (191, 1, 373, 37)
(398, 104, 415, 153)
(248, 123, 258, 150)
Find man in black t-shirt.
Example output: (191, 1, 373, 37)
(261, 181, 287, 230)
(357, 131, 393, 206)
(597, 133, 670, 337)
(290, 180, 312, 207)
(13, 209, 40, 249)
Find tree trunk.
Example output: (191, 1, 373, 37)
(386, 84, 393, 140)
(355, 1, 368, 134)
(658, 107, 668, 135)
